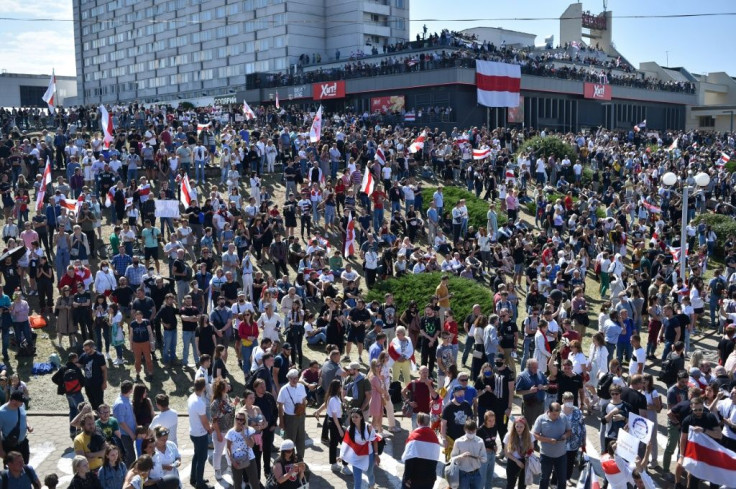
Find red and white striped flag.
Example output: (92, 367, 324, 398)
(180, 173, 194, 207)
(61, 194, 85, 216)
(404, 112, 416, 122)
(682, 428, 736, 486)
(344, 212, 355, 257)
(275, 92, 280, 109)
(42, 71, 56, 114)
(718, 152, 730, 167)
(454, 134, 469, 145)
(641, 200, 662, 214)
(409, 131, 426, 153)
(105, 187, 115, 208)
(375, 147, 386, 166)
(361, 168, 375, 197)
(339, 429, 375, 472)
(668, 138, 679, 151)
(473, 147, 491, 160)
(633, 120, 646, 133)
(476, 60, 521, 108)
(35, 157, 52, 212)
(575, 461, 601, 489)
(243, 101, 256, 120)
(401, 426, 440, 463)
(197, 122, 211, 136)
(99, 105, 114, 149)
(309, 105, 323, 143)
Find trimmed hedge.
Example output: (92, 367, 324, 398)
(692, 213, 736, 256)
(365, 272, 494, 325)
(420, 185, 508, 230)
(515, 135, 577, 161)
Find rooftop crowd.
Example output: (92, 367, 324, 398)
(0, 101, 734, 489)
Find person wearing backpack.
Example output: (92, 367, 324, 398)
(709, 268, 727, 334)
(659, 341, 686, 387)
(172, 249, 191, 305)
(51, 352, 86, 439)
(1, 451, 41, 489)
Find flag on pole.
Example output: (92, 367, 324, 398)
(361, 168, 375, 196)
(99, 105, 114, 149)
(633, 119, 646, 133)
(476, 60, 521, 108)
(35, 157, 52, 212)
(180, 174, 194, 207)
(409, 131, 426, 153)
(309, 105, 323, 143)
(473, 147, 491, 160)
(640, 200, 662, 214)
(718, 152, 731, 167)
(682, 428, 736, 487)
(42, 71, 56, 114)
(375, 147, 386, 166)
(668, 138, 679, 151)
(243, 101, 256, 120)
(344, 212, 355, 257)
(275, 92, 280, 109)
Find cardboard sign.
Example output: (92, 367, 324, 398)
(628, 412, 654, 443)
(154, 199, 180, 218)
(615, 429, 645, 463)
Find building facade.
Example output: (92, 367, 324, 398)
(73, 0, 410, 105)
(0, 73, 77, 109)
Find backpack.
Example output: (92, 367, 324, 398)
(658, 355, 679, 386)
(63, 367, 84, 394)
(596, 372, 615, 400)
(714, 278, 726, 298)
(245, 365, 267, 391)
(184, 263, 193, 281)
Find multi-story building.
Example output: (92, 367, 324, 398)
(73, 0, 410, 105)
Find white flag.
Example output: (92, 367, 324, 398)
(99, 105, 114, 149)
(309, 106, 323, 143)
(42, 71, 56, 114)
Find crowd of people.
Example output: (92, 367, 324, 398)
(1, 100, 736, 489)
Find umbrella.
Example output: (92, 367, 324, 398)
(0, 246, 26, 263)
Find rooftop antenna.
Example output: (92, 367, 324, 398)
(603, 0, 608, 11)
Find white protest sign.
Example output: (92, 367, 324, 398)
(615, 428, 645, 463)
(628, 412, 655, 443)
(154, 199, 180, 218)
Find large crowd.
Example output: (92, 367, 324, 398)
(0, 101, 734, 489)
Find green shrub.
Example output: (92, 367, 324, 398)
(420, 186, 507, 230)
(515, 135, 576, 161)
(365, 272, 494, 326)
(725, 160, 736, 174)
(693, 213, 736, 257)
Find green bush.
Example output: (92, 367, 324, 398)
(515, 135, 576, 161)
(724, 160, 736, 174)
(693, 213, 736, 257)
(420, 186, 507, 230)
(365, 272, 494, 326)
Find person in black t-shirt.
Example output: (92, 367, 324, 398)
(553, 359, 585, 407)
(497, 314, 519, 374)
(679, 396, 722, 489)
(441, 385, 474, 459)
(129, 310, 154, 381)
(621, 375, 648, 417)
(195, 314, 216, 359)
(418, 306, 441, 373)
(718, 325, 735, 366)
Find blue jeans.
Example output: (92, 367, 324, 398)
(683, 327, 691, 354)
(55, 248, 71, 279)
(459, 468, 482, 489)
(661, 340, 673, 362)
(13, 320, 31, 345)
(306, 332, 327, 345)
(163, 329, 178, 363)
(521, 336, 533, 372)
(352, 452, 375, 489)
(616, 342, 632, 363)
(461, 335, 475, 365)
(539, 453, 567, 489)
(66, 392, 84, 437)
(190, 434, 209, 485)
(1, 314, 10, 359)
(182, 330, 199, 365)
(480, 451, 496, 489)
(710, 297, 720, 333)
(127, 168, 137, 183)
(240, 343, 255, 370)
(372, 208, 384, 232)
(195, 160, 205, 182)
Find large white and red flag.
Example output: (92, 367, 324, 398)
(99, 105, 114, 149)
(682, 427, 736, 486)
(575, 461, 601, 489)
(243, 101, 256, 120)
(344, 212, 355, 257)
(309, 105, 323, 143)
(361, 168, 375, 196)
(375, 147, 386, 166)
(35, 157, 52, 212)
(476, 60, 521, 108)
(105, 187, 115, 208)
(401, 426, 440, 463)
(473, 147, 491, 160)
(409, 131, 426, 153)
(339, 429, 375, 472)
(275, 92, 280, 109)
(42, 71, 56, 114)
(388, 336, 416, 369)
(180, 173, 195, 207)
(196, 122, 211, 136)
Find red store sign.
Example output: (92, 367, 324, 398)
(312, 80, 346, 100)
(583, 82, 611, 101)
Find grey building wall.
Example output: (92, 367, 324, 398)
(0, 73, 77, 108)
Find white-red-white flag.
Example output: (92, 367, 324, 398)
(409, 131, 426, 153)
(375, 147, 386, 166)
(275, 92, 280, 109)
(105, 187, 115, 208)
(42, 71, 56, 114)
(35, 157, 52, 212)
(309, 105, 323, 143)
(243, 101, 256, 120)
(682, 427, 736, 486)
(473, 147, 491, 160)
(180, 174, 195, 207)
(344, 212, 355, 257)
(718, 152, 730, 167)
(476, 60, 521, 108)
(401, 426, 440, 463)
(575, 460, 601, 489)
(99, 105, 114, 149)
(197, 122, 211, 136)
(339, 429, 376, 472)
(361, 168, 375, 197)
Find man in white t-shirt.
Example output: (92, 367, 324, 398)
(150, 393, 179, 445)
(277, 369, 308, 459)
(716, 386, 736, 451)
(187, 378, 212, 489)
(629, 334, 646, 376)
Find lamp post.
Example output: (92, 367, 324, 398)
(661, 171, 711, 281)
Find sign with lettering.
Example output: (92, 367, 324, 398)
(313, 80, 346, 100)
(213, 95, 236, 106)
(583, 82, 612, 101)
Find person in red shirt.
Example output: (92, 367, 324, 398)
(58, 265, 83, 292)
(371, 185, 387, 232)
(443, 310, 459, 359)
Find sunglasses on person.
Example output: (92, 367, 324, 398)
(235, 417, 246, 422)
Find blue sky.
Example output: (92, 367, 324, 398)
(1, 0, 735, 78)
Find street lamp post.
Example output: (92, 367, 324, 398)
(662, 171, 711, 281)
